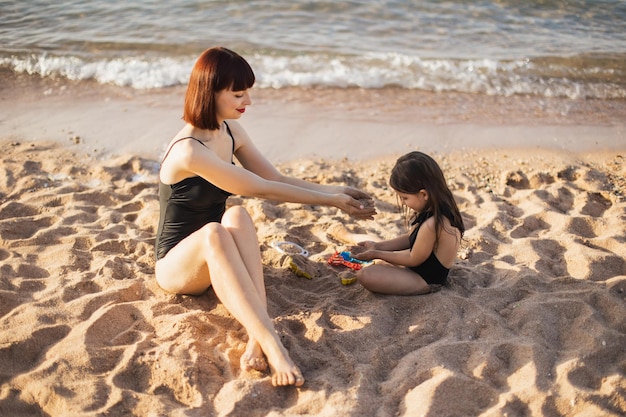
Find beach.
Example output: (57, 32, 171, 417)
(0, 79, 625, 416)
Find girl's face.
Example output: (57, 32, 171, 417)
(215, 88, 252, 122)
(397, 190, 429, 213)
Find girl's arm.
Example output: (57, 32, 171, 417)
(354, 218, 437, 267)
(229, 121, 374, 204)
(353, 234, 411, 252)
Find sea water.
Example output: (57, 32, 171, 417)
(1, 0, 625, 99)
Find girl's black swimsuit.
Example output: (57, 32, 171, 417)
(155, 123, 235, 260)
(407, 210, 451, 285)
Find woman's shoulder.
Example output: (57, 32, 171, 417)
(224, 119, 244, 131)
(164, 136, 206, 160)
(224, 120, 250, 140)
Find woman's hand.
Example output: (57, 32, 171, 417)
(335, 193, 376, 220)
(341, 186, 375, 208)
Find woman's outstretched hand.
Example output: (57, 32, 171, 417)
(338, 187, 376, 220)
(336, 193, 376, 220)
(342, 186, 375, 205)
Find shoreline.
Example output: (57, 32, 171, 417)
(0, 74, 624, 162)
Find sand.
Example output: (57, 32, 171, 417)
(0, 81, 625, 416)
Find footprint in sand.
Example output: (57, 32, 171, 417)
(557, 166, 579, 182)
(566, 216, 597, 238)
(0, 291, 22, 319)
(532, 186, 575, 214)
(84, 304, 144, 347)
(0, 201, 40, 218)
(564, 244, 625, 281)
(529, 171, 555, 188)
(510, 214, 549, 239)
(579, 191, 612, 217)
(0, 216, 56, 241)
(531, 239, 567, 277)
(505, 170, 530, 189)
(0, 324, 71, 378)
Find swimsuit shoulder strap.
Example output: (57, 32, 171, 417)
(160, 136, 206, 164)
(223, 121, 236, 156)
(412, 211, 433, 227)
(162, 122, 235, 165)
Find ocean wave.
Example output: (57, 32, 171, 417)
(1, 52, 624, 100)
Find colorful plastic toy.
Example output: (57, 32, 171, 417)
(327, 251, 372, 271)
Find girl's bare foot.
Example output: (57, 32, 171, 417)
(240, 339, 268, 372)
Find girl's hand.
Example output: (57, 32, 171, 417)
(352, 241, 377, 251)
(349, 243, 377, 260)
(351, 249, 377, 261)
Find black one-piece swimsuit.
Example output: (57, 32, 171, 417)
(155, 123, 235, 260)
(407, 211, 451, 285)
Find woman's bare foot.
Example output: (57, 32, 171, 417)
(270, 362, 305, 387)
(264, 343, 305, 387)
(243, 336, 304, 386)
(240, 339, 268, 372)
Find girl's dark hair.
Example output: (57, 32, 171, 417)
(389, 151, 465, 245)
(183, 47, 255, 130)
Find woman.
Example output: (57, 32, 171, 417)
(154, 47, 375, 387)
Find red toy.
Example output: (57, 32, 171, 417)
(327, 251, 372, 271)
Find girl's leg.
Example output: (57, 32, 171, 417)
(356, 264, 431, 295)
(155, 217, 304, 387)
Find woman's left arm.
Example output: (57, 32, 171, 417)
(230, 121, 375, 208)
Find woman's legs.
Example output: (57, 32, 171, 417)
(155, 207, 303, 386)
(220, 207, 268, 372)
(356, 263, 431, 295)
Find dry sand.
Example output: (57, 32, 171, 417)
(0, 81, 625, 416)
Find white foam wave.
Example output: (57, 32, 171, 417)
(1, 52, 623, 100)
(2, 54, 192, 89)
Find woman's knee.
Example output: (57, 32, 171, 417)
(200, 222, 230, 247)
(222, 205, 254, 227)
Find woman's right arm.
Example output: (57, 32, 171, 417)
(179, 140, 372, 217)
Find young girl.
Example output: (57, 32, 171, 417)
(350, 151, 465, 295)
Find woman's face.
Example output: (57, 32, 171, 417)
(215, 88, 252, 122)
